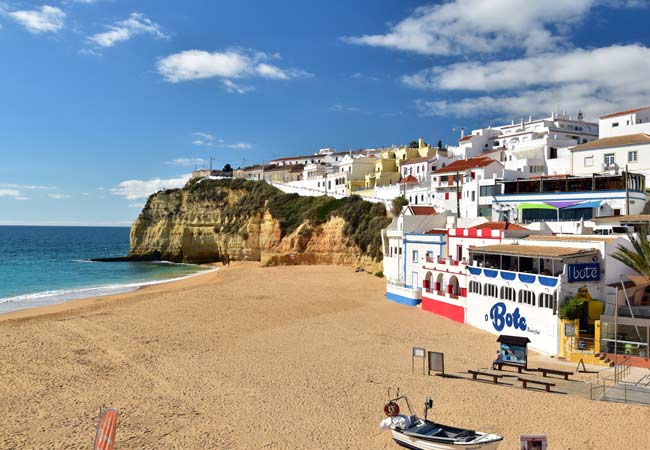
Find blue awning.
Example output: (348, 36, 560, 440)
(563, 200, 603, 209)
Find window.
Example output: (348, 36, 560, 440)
(629, 151, 638, 163)
(471, 191, 475, 201)
(549, 147, 558, 159)
(484, 284, 498, 298)
(519, 290, 535, 306)
(612, 122, 619, 127)
(584, 156, 593, 167)
(539, 293, 556, 310)
(604, 154, 615, 166)
(399, 247, 402, 255)
(480, 185, 496, 196)
(500, 286, 516, 302)
(412, 250, 418, 263)
(469, 281, 481, 295)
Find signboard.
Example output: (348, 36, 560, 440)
(567, 263, 600, 283)
(499, 343, 527, 366)
(564, 322, 576, 337)
(428, 351, 445, 376)
(412, 347, 426, 374)
(520, 434, 547, 450)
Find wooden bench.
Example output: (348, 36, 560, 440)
(537, 367, 573, 380)
(468, 370, 503, 384)
(496, 361, 525, 373)
(518, 377, 555, 392)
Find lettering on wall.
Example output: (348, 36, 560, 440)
(486, 302, 527, 332)
(567, 263, 600, 283)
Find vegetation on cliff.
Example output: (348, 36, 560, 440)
(153, 178, 391, 260)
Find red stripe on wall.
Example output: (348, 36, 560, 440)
(421, 296, 465, 323)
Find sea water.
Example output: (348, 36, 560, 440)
(0, 226, 212, 314)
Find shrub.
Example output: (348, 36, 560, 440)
(559, 296, 584, 320)
(391, 196, 408, 217)
(375, 271, 384, 278)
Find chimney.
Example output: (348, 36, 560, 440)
(460, 128, 465, 139)
(418, 138, 424, 148)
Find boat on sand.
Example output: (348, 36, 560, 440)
(380, 390, 503, 450)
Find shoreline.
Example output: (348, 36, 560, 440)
(0, 262, 224, 323)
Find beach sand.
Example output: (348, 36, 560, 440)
(0, 262, 648, 449)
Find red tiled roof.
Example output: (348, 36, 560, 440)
(459, 135, 473, 142)
(600, 106, 650, 119)
(432, 156, 498, 174)
(409, 206, 436, 216)
(475, 221, 527, 231)
(403, 174, 419, 184)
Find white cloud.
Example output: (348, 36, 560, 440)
(193, 132, 214, 140)
(0, 183, 55, 190)
(329, 104, 361, 113)
(88, 12, 168, 48)
(165, 158, 206, 166)
(110, 174, 191, 200)
(48, 193, 71, 199)
(7, 5, 65, 34)
(128, 202, 145, 208)
(226, 142, 252, 150)
(157, 48, 311, 93)
(344, 0, 644, 56)
(409, 44, 650, 118)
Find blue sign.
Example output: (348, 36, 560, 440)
(567, 263, 600, 283)
(486, 302, 527, 332)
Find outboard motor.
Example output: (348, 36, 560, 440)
(423, 397, 433, 420)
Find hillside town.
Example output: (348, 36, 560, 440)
(191, 105, 650, 371)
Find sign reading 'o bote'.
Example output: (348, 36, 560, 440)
(567, 263, 600, 283)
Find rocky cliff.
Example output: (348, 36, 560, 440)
(128, 179, 390, 272)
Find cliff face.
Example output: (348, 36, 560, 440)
(128, 179, 387, 272)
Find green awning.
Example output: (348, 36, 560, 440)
(518, 202, 557, 210)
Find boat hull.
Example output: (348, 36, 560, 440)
(392, 429, 501, 450)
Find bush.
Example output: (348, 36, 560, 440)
(391, 196, 408, 217)
(375, 271, 384, 278)
(559, 296, 584, 320)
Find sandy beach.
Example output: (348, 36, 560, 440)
(0, 262, 648, 449)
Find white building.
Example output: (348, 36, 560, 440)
(430, 156, 505, 219)
(449, 113, 598, 177)
(381, 207, 448, 306)
(571, 107, 650, 185)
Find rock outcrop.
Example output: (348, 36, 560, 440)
(127, 179, 388, 272)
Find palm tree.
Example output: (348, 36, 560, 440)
(611, 232, 650, 278)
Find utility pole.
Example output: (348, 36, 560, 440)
(456, 171, 461, 218)
(625, 164, 630, 215)
(209, 156, 214, 171)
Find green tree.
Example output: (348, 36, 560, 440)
(222, 164, 232, 172)
(391, 196, 409, 217)
(559, 296, 584, 320)
(437, 139, 443, 149)
(611, 232, 650, 278)
(408, 140, 419, 148)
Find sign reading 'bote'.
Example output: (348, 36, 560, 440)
(567, 263, 600, 283)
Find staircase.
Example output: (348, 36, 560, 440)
(595, 352, 616, 367)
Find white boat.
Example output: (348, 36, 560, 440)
(381, 391, 503, 450)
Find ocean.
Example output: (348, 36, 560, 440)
(0, 226, 212, 314)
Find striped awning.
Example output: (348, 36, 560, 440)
(563, 200, 603, 209)
(518, 202, 557, 210)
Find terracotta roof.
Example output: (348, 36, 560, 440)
(469, 244, 597, 258)
(289, 164, 305, 173)
(475, 222, 528, 231)
(432, 156, 499, 174)
(401, 156, 431, 165)
(571, 133, 650, 151)
(600, 106, 650, 119)
(459, 135, 473, 142)
(409, 206, 436, 216)
(403, 175, 419, 184)
(270, 154, 318, 162)
(425, 229, 448, 235)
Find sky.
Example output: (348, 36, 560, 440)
(1, 0, 650, 226)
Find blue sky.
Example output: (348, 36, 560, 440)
(1, 0, 649, 225)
